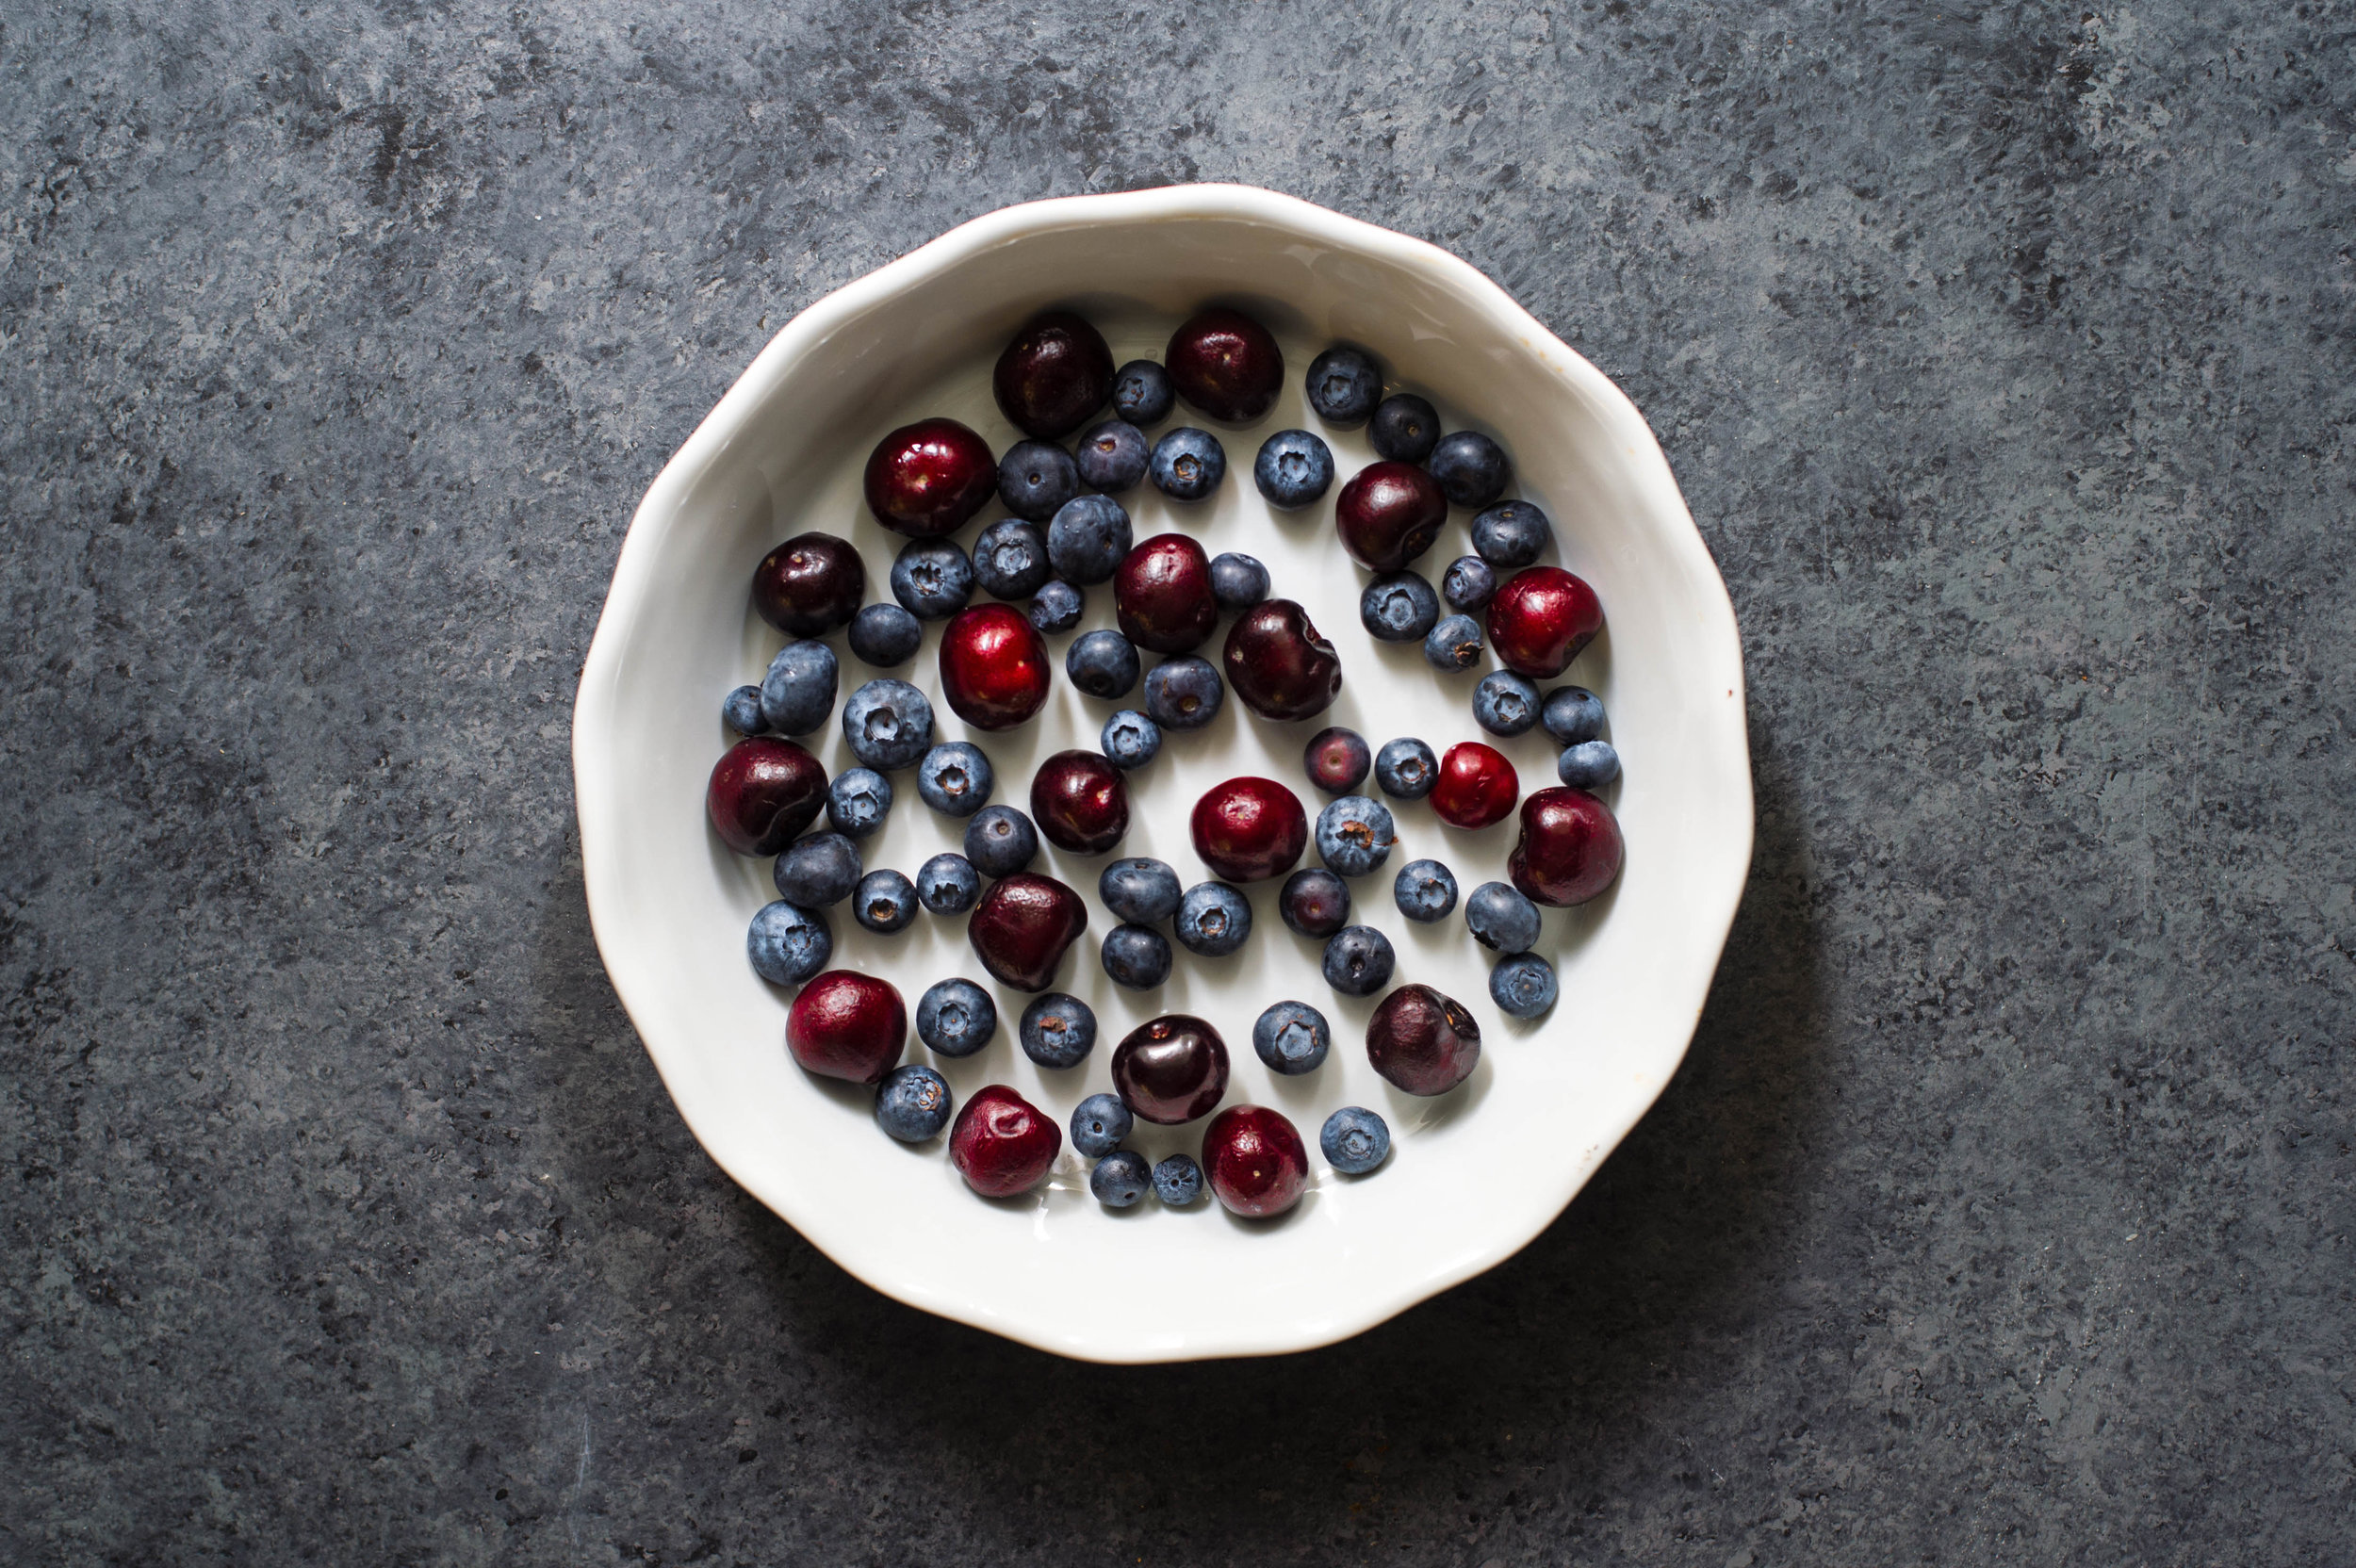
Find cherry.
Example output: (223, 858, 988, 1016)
(863, 417, 999, 539)
(1030, 750, 1130, 856)
(1334, 461, 1447, 572)
(938, 604, 1052, 731)
(1115, 534, 1219, 655)
(784, 971, 906, 1085)
(706, 737, 827, 856)
(1366, 984, 1481, 1096)
(1221, 599, 1343, 722)
(1508, 786, 1625, 906)
(949, 1084, 1062, 1197)
(1303, 727, 1371, 794)
(1430, 742, 1519, 831)
(1111, 1014, 1230, 1125)
(1202, 1104, 1310, 1217)
(967, 872, 1089, 991)
(1485, 565, 1604, 678)
(1190, 776, 1308, 883)
(1165, 307, 1284, 423)
(993, 312, 1115, 439)
(750, 531, 864, 637)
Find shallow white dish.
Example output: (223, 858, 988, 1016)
(572, 185, 1751, 1364)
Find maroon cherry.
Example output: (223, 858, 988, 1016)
(863, 417, 999, 539)
(1203, 1104, 1310, 1217)
(784, 971, 906, 1086)
(1366, 984, 1481, 1097)
(1302, 727, 1370, 794)
(949, 1084, 1062, 1197)
(1334, 461, 1448, 572)
(1165, 307, 1284, 423)
(706, 737, 827, 856)
(1486, 565, 1605, 678)
(1115, 534, 1219, 655)
(1509, 786, 1625, 906)
(1221, 599, 1343, 722)
(1190, 776, 1308, 883)
(993, 311, 1115, 439)
(939, 604, 1052, 731)
(967, 873, 1089, 991)
(1429, 742, 1518, 831)
(1031, 750, 1130, 856)
(750, 531, 864, 637)
(1111, 1014, 1230, 1125)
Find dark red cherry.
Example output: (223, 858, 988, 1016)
(1366, 984, 1481, 1097)
(967, 873, 1089, 991)
(1165, 308, 1284, 424)
(863, 417, 999, 539)
(750, 531, 864, 637)
(950, 1084, 1062, 1197)
(939, 604, 1052, 731)
(1221, 599, 1342, 722)
(1190, 776, 1308, 883)
(1509, 786, 1625, 906)
(1430, 742, 1518, 831)
(1115, 534, 1219, 655)
(1203, 1104, 1310, 1217)
(993, 312, 1115, 439)
(1111, 1014, 1230, 1125)
(1302, 727, 1370, 794)
(784, 971, 906, 1085)
(706, 737, 827, 855)
(1031, 750, 1130, 856)
(1334, 462, 1448, 572)
(1486, 565, 1604, 678)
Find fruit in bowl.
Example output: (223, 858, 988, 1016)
(1166, 307, 1284, 423)
(1203, 1104, 1311, 1217)
(1222, 600, 1342, 722)
(968, 873, 1089, 991)
(994, 311, 1116, 439)
(1111, 1014, 1230, 1125)
(1334, 462, 1447, 573)
(950, 1085, 1062, 1197)
(785, 972, 907, 1085)
(707, 737, 827, 856)
(863, 417, 998, 539)
(1190, 776, 1308, 883)
(1486, 565, 1604, 679)
(1116, 534, 1219, 654)
(1031, 750, 1130, 856)
(938, 604, 1052, 730)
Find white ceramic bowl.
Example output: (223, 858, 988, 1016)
(572, 185, 1751, 1363)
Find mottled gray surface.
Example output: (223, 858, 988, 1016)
(3, 1, 2351, 1562)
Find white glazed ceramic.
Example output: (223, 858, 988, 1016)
(572, 185, 1751, 1364)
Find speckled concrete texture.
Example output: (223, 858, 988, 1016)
(3, 2, 2351, 1562)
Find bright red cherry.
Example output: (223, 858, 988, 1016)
(1165, 307, 1284, 423)
(939, 604, 1052, 730)
(949, 1084, 1062, 1197)
(706, 737, 827, 855)
(1203, 1104, 1310, 1217)
(1115, 534, 1219, 654)
(1031, 751, 1130, 856)
(1508, 786, 1625, 906)
(1430, 742, 1518, 830)
(1190, 776, 1308, 882)
(1111, 1015, 1229, 1125)
(863, 417, 998, 539)
(967, 873, 1089, 991)
(784, 971, 906, 1085)
(750, 531, 864, 637)
(993, 312, 1114, 439)
(1366, 985, 1481, 1096)
(1486, 566, 1604, 678)
(1221, 599, 1343, 722)
(1334, 462, 1447, 572)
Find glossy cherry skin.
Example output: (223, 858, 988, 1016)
(751, 532, 864, 637)
(967, 873, 1089, 991)
(1111, 1014, 1230, 1125)
(1165, 308, 1284, 423)
(707, 737, 828, 855)
(1430, 742, 1519, 830)
(939, 604, 1052, 731)
(993, 312, 1115, 439)
(949, 1084, 1062, 1198)
(1031, 750, 1130, 855)
(1203, 1104, 1310, 1217)
(1222, 599, 1343, 722)
(1486, 566, 1605, 678)
(1334, 462, 1448, 572)
(863, 417, 999, 539)
(1115, 534, 1219, 655)
(1509, 786, 1626, 906)
(1366, 984, 1481, 1096)
(1191, 776, 1308, 883)
(785, 971, 906, 1085)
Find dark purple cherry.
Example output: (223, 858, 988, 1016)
(1366, 984, 1481, 1097)
(1203, 1104, 1310, 1217)
(1115, 533, 1219, 655)
(1111, 1014, 1230, 1125)
(1165, 308, 1284, 424)
(993, 312, 1115, 439)
(1030, 751, 1130, 856)
(751, 532, 864, 637)
(1190, 776, 1308, 883)
(784, 971, 906, 1085)
(1334, 461, 1448, 572)
(1508, 786, 1625, 906)
(1221, 599, 1342, 722)
(706, 737, 827, 856)
(864, 417, 999, 539)
(967, 873, 1089, 992)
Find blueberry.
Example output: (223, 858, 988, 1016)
(1046, 495, 1133, 586)
(1472, 670, 1541, 736)
(1101, 709, 1162, 769)
(1278, 867, 1350, 938)
(1372, 738, 1437, 800)
(997, 438, 1080, 523)
(1099, 857, 1183, 924)
(761, 640, 838, 736)
(963, 805, 1039, 878)
(1320, 1106, 1391, 1174)
(723, 684, 767, 736)
(1112, 359, 1174, 426)
(1066, 629, 1140, 699)
(1075, 420, 1150, 493)
(1470, 499, 1551, 566)
(973, 519, 1053, 602)
(854, 869, 918, 934)
(1019, 992, 1096, 1069)
(1368, 393, 1439, 463)
(875, 1065, 953, 1143)
(1071, 1093, 1134, 1158)
(774, 832, 860, 906)
(1465, 881, 1541, 954)
(1557, 740, 1621, 790)
(1360, 572, 1439, 642)
(1303, 727, 1372, 795)
(1491, 952, 1559, 1018)
(1028, 579, 1085, 634)
(1424, 613, 1484, 672)
(1175, 881, 1252, 956)
(917, 977, 997, 1057)
(1441, 555, 1497, 612)
(891, 538, 973, 621)
(1101, 923, 1173, 989)
(746, 900, 831, 987)
(1153, 1152, 1204, 1206)
(1143, 657, 1223, 730)
(1209, 551, 1269, 611)
(915, 852, 981, 914)
(1252, 1000, 1332, 1075)
(915, 742, 995, 818)
(1150, 427, 1226, 501)
(1321, 925, 1396, 996)
(848, 602, 923, 666)
(1090, 1149, 1152, 1208)
(1393, 858, 1459, 923)
(1305, 345, 1382, 427)
(1542, 685, 1607, 745)
(841, 678, 934, 770)
(1429, 430, 1511, 508)
(1252, 429, 1334, 509)
(826, 767, 893, 839)
(1315, 795, 1396, 878)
